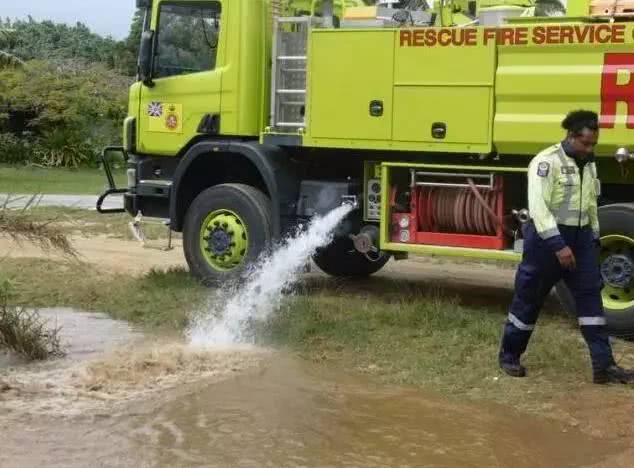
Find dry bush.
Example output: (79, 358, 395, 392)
(0, 300, 64, 360)
(0, 195, 76, 256)
(0, 195, 73, 359)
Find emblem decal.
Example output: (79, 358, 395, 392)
(537, 161, 550, 177)
(147, 102, 163, 117)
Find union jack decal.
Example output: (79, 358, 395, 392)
(147, 102, 163, 117)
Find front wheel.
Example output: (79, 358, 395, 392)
(313, 237, 390, 277)
(183, 184, 272, 285)
(555, 203, 634, 338)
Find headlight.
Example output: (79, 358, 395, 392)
(398, 216, 410, 229)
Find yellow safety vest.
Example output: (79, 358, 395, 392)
(528, 143, 600, 240)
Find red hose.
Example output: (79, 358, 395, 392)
(467, 178, 499, 229)
(417, 181, 502, 236)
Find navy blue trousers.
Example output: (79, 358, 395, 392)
(500, 223, 615, 372)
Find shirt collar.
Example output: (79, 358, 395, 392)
(560, 140, 595, 164)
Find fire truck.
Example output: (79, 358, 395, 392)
(99, 0, 634, 336)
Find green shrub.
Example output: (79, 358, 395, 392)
(0, 60, 130, 167)
(32, 128, 94, 167)
(0, 132, 34, 164)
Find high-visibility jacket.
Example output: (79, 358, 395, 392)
(528, 143, 600, 250)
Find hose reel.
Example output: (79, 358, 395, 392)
(390, 170, 508, 250)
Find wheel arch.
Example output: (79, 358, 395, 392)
(556, 202, 634, 338)
(169, 140, 298, 236)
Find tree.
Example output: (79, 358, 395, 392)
(118, 9, 144, 76)
(534, 0, 566, 16)
(0, 28, 23, 68)
(0, 17, 121, 70)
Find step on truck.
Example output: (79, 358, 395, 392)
(98, 0, 634, 337)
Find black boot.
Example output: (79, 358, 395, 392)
(499, 358, 526, 378)
(593, 365, 634, 384)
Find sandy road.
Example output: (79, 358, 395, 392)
(0, 232, 518, 289)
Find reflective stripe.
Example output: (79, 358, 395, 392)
(552, 147, 596, 228)
(578, 316, 607, 326)
(555, 199, 573, 222)
(555, 148, 577, 222)
(556, 148, 575, 186)
(557, 210, 589, 227)
(539, 227, 561, 239)
(508, 313, 535, 331)
(557, 207, 579, 220)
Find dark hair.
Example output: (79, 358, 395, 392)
(561, 110, 599, 134)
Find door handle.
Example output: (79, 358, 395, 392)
(369, 100, 384, 117)
(432, 122, 446, 139)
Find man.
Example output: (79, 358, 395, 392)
(499, 110, 634, 384)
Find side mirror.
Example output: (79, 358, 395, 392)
(136, 0, 152, 8)
(138, 30, 155, 86)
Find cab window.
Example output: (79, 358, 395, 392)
(154, 2, 221, 78)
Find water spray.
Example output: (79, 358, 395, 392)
(188, 204, 354, 346)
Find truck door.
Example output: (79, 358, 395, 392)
(138, 0, 224, 156)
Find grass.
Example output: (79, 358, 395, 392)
(2, 256, 631, 409)
(260, 278, 602, 403)
(0, 259, 204, 329)
(0, 164, 127, 195)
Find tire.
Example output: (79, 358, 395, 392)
(313, 236, 390, 277)
(183, 184, 272, 285)
(555, 203, 634, 338)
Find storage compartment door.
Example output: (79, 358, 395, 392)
(393, 86, 491, 144)
(308, 30, 394, 141)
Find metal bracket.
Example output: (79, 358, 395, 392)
(129, 211, 173, 251)
(413, 170, 495, 189)
(341, 195, 359, 208)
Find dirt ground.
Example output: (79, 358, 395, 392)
(1, 235, 186, 275)
(1, 233, 518, 285)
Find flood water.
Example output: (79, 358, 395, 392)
(0, 309, 628, 467)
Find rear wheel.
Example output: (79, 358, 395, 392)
(313, 236, 389, 277)
(555, 204, 634, 338)
(183, 184, 272, 285)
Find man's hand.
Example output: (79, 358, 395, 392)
(556, 246, 576, 270)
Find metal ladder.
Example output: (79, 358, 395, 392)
(270, 16, 317, 132)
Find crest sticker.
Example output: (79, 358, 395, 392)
(537, 161, 550, 177)
(165, 104, 179, 130)
(148, 103, 183, 134)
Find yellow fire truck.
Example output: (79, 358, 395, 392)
(99, 0, 634, 336)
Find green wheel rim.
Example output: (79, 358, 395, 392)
(600, 234, 634, 311)
(199, 209, 248, 271)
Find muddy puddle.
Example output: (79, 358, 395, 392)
(0, 309, 630, 468)
(0, 307, 142, 383)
